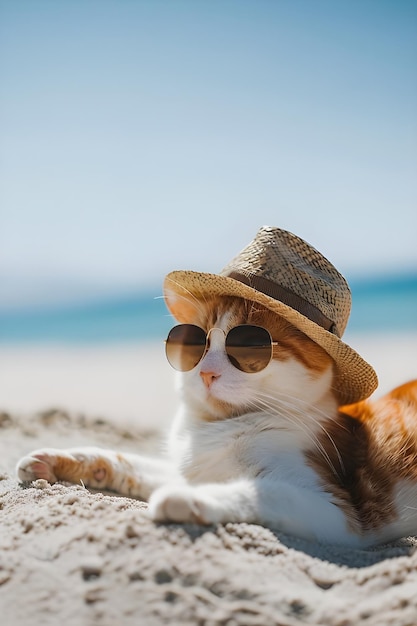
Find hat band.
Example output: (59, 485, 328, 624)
(223, 270, 340, 337)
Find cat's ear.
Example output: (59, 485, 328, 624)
(164, 288, 200, 323)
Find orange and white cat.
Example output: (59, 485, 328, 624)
(17, 295, 417, 547)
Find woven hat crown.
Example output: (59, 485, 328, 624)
(220, 226, 351, 338)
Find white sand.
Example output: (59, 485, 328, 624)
(0, 333, 416, 625)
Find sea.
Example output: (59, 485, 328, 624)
(0, 273, 416, 344)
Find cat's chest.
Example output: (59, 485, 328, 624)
(174, 417, 319, 489)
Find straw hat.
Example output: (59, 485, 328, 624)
(164, 226, 378, 404)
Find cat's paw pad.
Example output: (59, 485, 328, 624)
(148, 485, 219, 525)
(16, 449, 61, 483)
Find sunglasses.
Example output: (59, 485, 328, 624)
(165, 324, 277, 373)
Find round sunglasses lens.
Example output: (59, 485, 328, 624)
(165, 325, 207, 371)
(226, 325, 272, 373)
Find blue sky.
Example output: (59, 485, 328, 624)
(1, 0, 416, 308)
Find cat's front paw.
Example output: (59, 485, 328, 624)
(16, 448, 109, 487)
(17, 449, 62, 483)
(148, 485, 221, 525)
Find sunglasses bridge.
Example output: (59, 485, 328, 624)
(205, 326, 228, 348)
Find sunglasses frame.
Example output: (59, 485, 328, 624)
(165, 323, 278, 374)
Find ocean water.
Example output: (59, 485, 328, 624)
(0, 274, 416, 344)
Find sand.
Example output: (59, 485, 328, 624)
(1, 333, 417, 625)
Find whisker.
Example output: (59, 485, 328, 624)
(252, 402, 338, 478)
(271, 392, 345, 475)
(248, 391, 344, 477)
(270, 389, 351, 431)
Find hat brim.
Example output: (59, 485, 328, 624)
(164, 270, 378, 405)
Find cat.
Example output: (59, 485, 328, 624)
(17, 294, 417, 547)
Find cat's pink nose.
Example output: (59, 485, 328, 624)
(200, 371, 220, 389)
